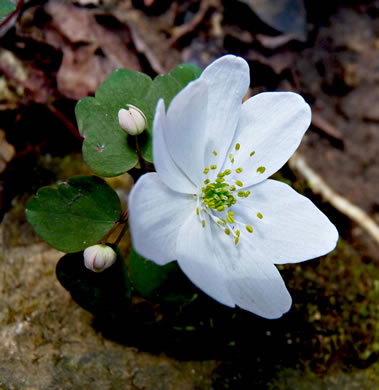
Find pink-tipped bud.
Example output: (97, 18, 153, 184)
(118, 104, 147, 136)
(83, 244, 117, 272)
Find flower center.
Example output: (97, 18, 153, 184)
(201, 173, 236, 212)
(196, 145, 265, 245)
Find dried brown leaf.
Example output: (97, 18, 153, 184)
(0, 129, 15, 173)
(44, 0, 142, 99)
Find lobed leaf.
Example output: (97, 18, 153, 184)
(75, 64, 202, 176)
(0, 0, 16, 18)
(26, 176, 122, 253)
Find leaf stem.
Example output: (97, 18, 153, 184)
(135, 136, 146, 173)
(100, 221, 120, 244)
(115, 223, 128, 245)
(100, 210, 128, 245)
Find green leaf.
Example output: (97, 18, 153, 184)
(75, 70, 151, 177)
(0, 0, 16, 18)
(56, 244, 131, 318)
(129, 247, 196, 303)
(169, 63, 202, 86)
(26, 176, 122, 253)
(75, 63, 202, 176)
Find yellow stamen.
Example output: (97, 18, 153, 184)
(257, 166, 266, 174)
(226, 215, 234, 224)
(246, 225, 254, 233)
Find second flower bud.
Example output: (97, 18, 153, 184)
(118, 104, 147, 136)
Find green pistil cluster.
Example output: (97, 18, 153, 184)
(199, 146, 264, 245)
(201, 179, 236, 212)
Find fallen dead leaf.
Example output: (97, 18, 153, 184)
(0, 129, 15, 173)
(245, 48, 294, 75)
(255, 33, 296, 50)
(43, 0, 142, 99)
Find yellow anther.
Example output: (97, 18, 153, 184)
(229, 153, 233, 160)
(257, 212, 263, 219)
(257, 166, 266, 174)
(237, 191, 245, 197)
(235, 143, 240, 151)
(211, 165, 217, 170)
(234, 236, 239, 245)
(231, 158, 235, 163)
(212, 150, 218, 156)
(216, 178, 225, 183)
(228, 211, 235, 216)
(217, 205, 225, 211)
(224, 169, 232, 175)
(236, 230, 240, 237)
(235, 180, 243, 187)
(235, 168, 243, 174)
(196, 207, 199, 215)
(245, 190, 251, 197)
(217, 172, 224, 178)
(220, 218, 227, 225)
(226, 215, 234, 224)
(229, 185, 236, 191)
(204, 179, 210, 184)
(250, 151, 255, 157)
(202, 220, 206, 228)
(224, 228, 231, 235)
(203, 168, 209, 174)
(246, 225, 254, 233)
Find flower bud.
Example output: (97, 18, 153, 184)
(83, 244, 117, 272)
(118, 104, 147, 135)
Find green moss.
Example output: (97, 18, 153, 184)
(281, 239, 379, 369)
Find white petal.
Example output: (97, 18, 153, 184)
(176, 212, 236, 307)
(176, 211, 291, 318)
(153, 99, 197, 193)
(165, 79, 209, 186)
(200, 55, 250, 173)
(232, 179, 339, 264)
(226, 92, 311, 187)
(128, 172, 195, 265)
(227, 237, 292, 319)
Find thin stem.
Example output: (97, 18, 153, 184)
(100, 221, 120, 244)
(120, 209, 128, 223)
(135, 136, 146, 173)
(114, 223, 128, 245)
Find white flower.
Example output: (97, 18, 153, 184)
(128, 55, 338, 319)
